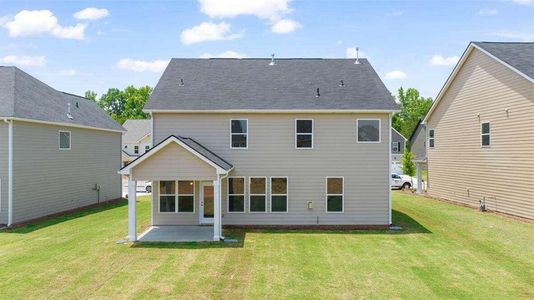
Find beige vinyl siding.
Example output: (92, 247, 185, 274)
(427, 48, 534, 219)
(0, 122, 7, 224)
(131, 142, 217, 181)
(12, 121, 122, 223)
(153, 112, 390, 225)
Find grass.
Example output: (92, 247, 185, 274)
(0, 192, 532, 299)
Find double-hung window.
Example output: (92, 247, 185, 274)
(231, 120, 248, 148)
(159, 181, 195, 213)
(249, 177, 267, 212)
(326, 177, 344, 212)
(145, 145, 150, 153)
(357, 119, 380, 142)
(296, 119, 313, 148)
(392, 142, 400, 153)
(134, 145, 139, 154)
(270, 177, 288, 212)
(428, 129, 435, 149)
(228, 177, 245, 212)
(481, 122, 490, 147)
(59, 131, 71, 150)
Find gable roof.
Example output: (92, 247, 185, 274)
(391, 127, 407, 142)
(408, 119, 424, 144)
(120, 135, 233, 175)
(122, 119, 152, 143)
(0, 66, 124, 132)
(424, 42, 534, 123)
(144, 58, 399, 112)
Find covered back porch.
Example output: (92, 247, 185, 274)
(119, 135, 234, 242)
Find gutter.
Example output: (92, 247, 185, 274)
(3, 118, 13, 226)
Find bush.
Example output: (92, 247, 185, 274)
(402, 150, 416, 177)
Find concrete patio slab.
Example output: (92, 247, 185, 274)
(137, 226, 214, 242)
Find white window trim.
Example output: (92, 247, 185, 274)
(230, 119, 248, 149)
(58, 130, 71, 150)
(428, 128, 435, 149)
(295, 119, 314, 149)
(227, 176, 246, 213)
(326, 177, 344, 213)
(158, 180, 196, 214)
(248, 176, 267, 213)
(270, 176, 288, 213)
(481, 122, 491, 148)
(356, 119, 381, 143)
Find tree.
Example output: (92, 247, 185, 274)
(85, 85, 152, 124)
(401, 150, 416, 177)
(392, 87, 433, 139)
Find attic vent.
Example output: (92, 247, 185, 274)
(269, 53, 276, 66)
(339, 80, 345, 87)
(354, 47, 361, 64)
(179, 78, 185, 86)
(316, 88, 320, 97)
(67, 103, 73, 120)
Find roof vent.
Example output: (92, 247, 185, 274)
(354, 47, 361, 64)
(67, 103, 73, 120)
(316, 88, 320, 97)
(339, 80, 345, 87)
(269, 53, 276, 66)
(179, 78, 185, 86)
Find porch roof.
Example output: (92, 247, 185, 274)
(119, 135, 233, 176)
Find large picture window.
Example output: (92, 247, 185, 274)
(481, 122, 490, 147)
(270, 177, 288, 212)
(228, 177, 245, 212)
(296, 119, 313, 148)
(159, 180, 195, 213)
(59, 131, 71, 150)
(231, 119, 248, 148)
(249, 177, 267, 212)
(357, 119, 380, 142)
(326, 177, 344, 212)
(428, 129, 435, 149)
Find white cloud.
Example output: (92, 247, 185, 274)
(430, 55, 460, 66)
(60, 69, 77, 76)
(477, 8, 498, 16)
(116, 58, 169, 72)
(271, 19, 301, 34)
(3, 10, 86, 40)
(490, 30, 534, 41)
(385, 70, 407, 80)
(180, 22, 242, 45)
(74, 8, 109, 20)
(345, 47, 368, 59)
(0, 55, 46, 67)
(512, 0, 534, 5)
(200, 50, 247, 58)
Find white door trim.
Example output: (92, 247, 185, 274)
(199, 181, 214, 225)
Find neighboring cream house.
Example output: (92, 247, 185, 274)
(122, 119, 152, 166)
(120, 58, 399, 241)
(423, 42, 534, 219)
(0, 66, 124, 226)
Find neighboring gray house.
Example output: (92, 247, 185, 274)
(408, 119, 427, 193)
(122, 119, 152, 166)
(0, 66, 124, 226)
(391, 127, 407, 162)
(120, 58, 399, 241)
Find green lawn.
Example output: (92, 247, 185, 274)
(0, 192, 532, 299)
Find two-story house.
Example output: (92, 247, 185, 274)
(120, 58, 399, 241)
(122, 119, 152, 166)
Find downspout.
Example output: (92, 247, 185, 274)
(3, 118, 13, 227)
(218, 172, 229, 240)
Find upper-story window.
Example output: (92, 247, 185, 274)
(357, 119, 380, 143)
(231, 119, 248, 149)
(428, 129, 435, 149)
(392, 142, 400, 153)
(295, 119, 313, 149)
(59, 131, 71, 150)
(145, 145, 150, 153)
(481, 122, 490, 147)
(134, 145, 139, 154)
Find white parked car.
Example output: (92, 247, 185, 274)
(391, 173, 415, 190)
(137, 181, 152, 193)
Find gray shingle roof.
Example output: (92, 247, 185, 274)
(0, 66, 124, 131)
(145, 58, 398, 111)
(473, 42, 534, 80)
(122, 119, 151, 143)
(177, 136, 233, 171)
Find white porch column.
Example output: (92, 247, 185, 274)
(128, 177, 137, 242)
(416, 163, 423, 194)
(213, 179, 221, 241)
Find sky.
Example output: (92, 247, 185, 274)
(1, 0, 533, 99)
